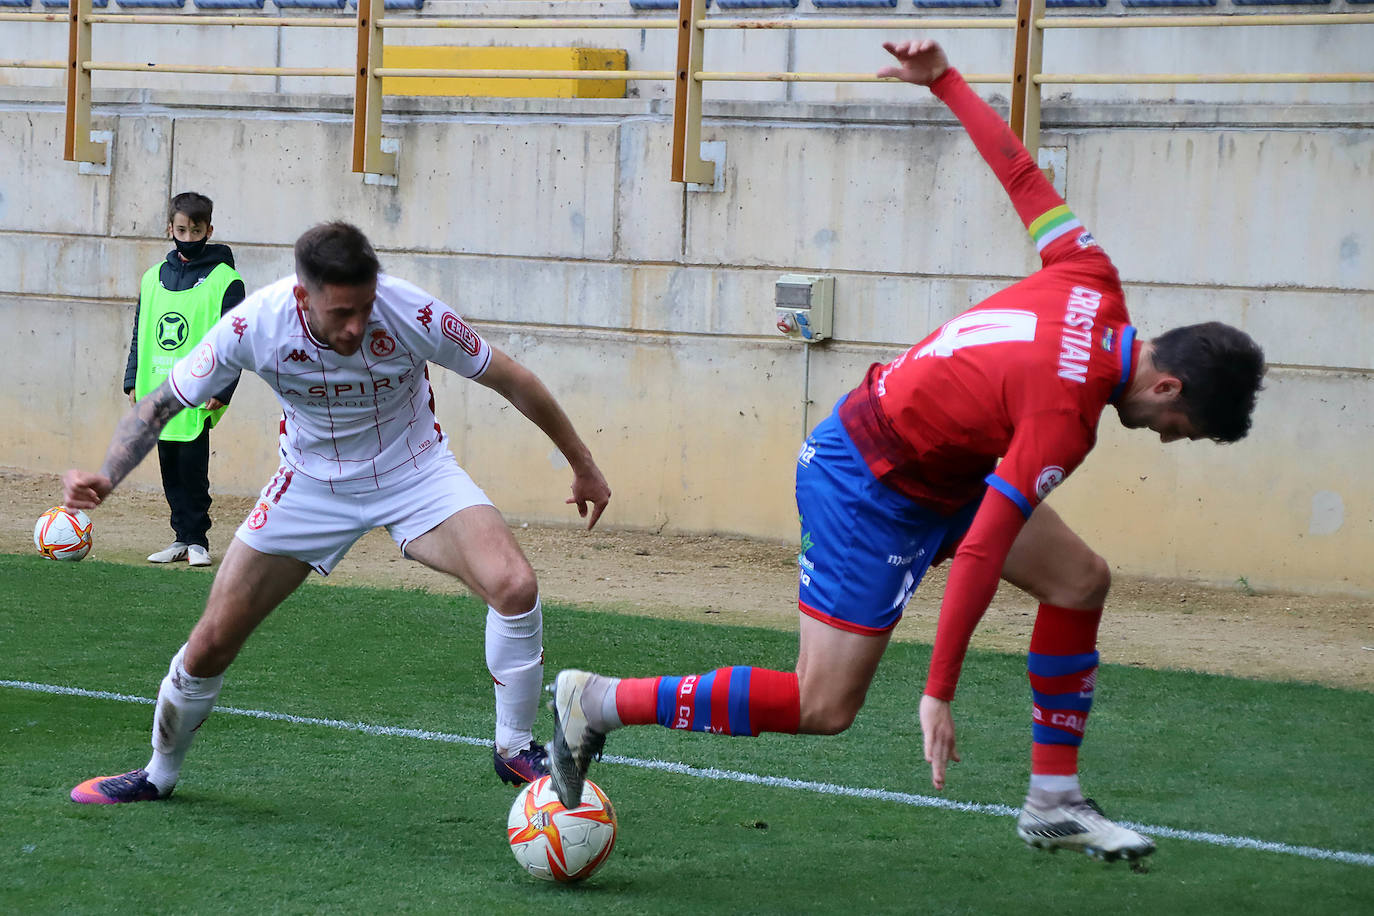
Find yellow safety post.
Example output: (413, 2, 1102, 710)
(64, 0, 105, 165)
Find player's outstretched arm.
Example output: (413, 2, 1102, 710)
(62, 380, 185, 509)
(879, 38, 1072, 251)
(476, 348, 612, 529)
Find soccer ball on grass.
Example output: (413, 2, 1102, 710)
(507, 775, 617, 882)
(34, 506, 93, 561)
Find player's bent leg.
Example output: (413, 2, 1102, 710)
(547, 660, 810, 810)
(184, 539, 313, 677)
(998, 506, 1151, 860)
(1001, 503, 1110, 611)
(546, 623, 882, 809)
(71, 540, 310, 804)
(406, 507, 548, 782)
(405, 505, 538, 614)
(796, 614, 890, 735)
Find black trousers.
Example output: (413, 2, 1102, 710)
(157, 425, 212, 549)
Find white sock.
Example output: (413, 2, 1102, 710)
(1027, 773, 1082, 807)
(581, 674, 623, 732)
(144, 644, 223, 793)
(485, 598, 543, 757)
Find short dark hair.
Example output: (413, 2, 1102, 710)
(293, 222, 381, 290)
(168, 192, 213, 227)
(1151, 322, 1266, 443)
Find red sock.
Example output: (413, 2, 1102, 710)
(1028, 604, 1102, 776)
(616, 667, 799, 735)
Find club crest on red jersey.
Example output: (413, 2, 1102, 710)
(369, 329, 396, 358)
(441, 311, 481, 356)
(1035, 466, 1066, 500)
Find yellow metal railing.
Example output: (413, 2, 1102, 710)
(1, 3, 1369, 181)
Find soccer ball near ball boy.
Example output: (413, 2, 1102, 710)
(507, 775, 617, 882)
(34, 506, 94, 561)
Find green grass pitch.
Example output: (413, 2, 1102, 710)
(2, 555, 1371, 914)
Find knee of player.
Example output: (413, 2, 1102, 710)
(486, 563, 539, 615)
(1035, 551, 1110, 609)
(800, 699, 860, 736)
(1066, 553, 1111, 608)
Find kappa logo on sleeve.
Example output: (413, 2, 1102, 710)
(440, 312, 482, 356)
(1035, 466, 1066, 500)
(416, 302, 434, 332)
(189, 342, 217, 379)
(231, 316, 248, 340)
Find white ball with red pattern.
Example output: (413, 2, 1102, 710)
(33, 506, 93, 561)
(507, 775, 617, 882)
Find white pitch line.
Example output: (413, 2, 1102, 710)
(6, 678, 1372, 869)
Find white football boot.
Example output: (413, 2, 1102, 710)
(147, 542, 188, 563)
(548, 670, 608, 810)
(1016, 798, 1157, 863)
(187, 545, 212, 567)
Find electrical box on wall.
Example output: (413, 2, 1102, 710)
(774, 274, 834, 343)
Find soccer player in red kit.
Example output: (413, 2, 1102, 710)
(549, 38, 1265, 863)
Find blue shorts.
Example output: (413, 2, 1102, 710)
(794, 410, 981, 635)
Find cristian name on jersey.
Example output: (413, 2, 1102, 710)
(169, 273, 492, 489)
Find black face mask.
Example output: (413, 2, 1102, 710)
(174, 236, 208, 260)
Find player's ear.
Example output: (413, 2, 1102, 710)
(293, 284, 308, 308)
(205, 223, 214, 240)
(1152, 376, 1184, 402)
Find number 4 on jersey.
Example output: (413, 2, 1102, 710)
(914, 309, 1038, 359)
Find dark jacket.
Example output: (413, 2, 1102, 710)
(123, 243, 246, 404)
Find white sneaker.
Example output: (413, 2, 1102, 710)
(1016, 798, 1156, 863)
(547, 670, 608, 810)
(186, 545, 212, 567)
(147, 542, 188, 564)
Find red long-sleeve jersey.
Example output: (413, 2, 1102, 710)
(837, 68, 1140, 701)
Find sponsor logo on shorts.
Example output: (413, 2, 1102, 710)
(369, 329, 396, 358)
(247, 501, 270, 530)
(189, 343, 216, 379)
(1035, 466, 1065, 500)
(441, 312, 481, 356)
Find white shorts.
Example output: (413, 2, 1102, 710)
(234, 451, 494, 575)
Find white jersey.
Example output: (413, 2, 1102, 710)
(170, 273, 492, 490)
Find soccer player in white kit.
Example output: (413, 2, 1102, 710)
(62, 222, 612, 803)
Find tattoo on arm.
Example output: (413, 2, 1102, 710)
(98, 380, 184, 488)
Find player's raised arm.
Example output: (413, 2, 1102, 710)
(475, 348, 611, 529)
(879, 39, 1086, 262)
(62, 380, 186, 509)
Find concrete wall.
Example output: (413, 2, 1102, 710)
(1, 11, 1371, 594)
